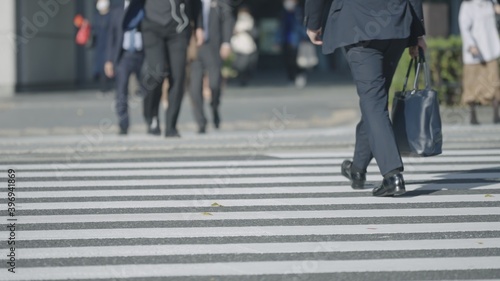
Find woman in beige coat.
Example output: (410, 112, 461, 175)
(459, 0, 500, 124)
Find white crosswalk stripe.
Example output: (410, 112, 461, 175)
(1, 143, 500, 281)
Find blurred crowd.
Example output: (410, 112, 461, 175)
(75, 0, 500, 137)
(75, 0, 319, 137)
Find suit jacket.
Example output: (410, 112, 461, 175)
(200, 0, 235, 53)
(305, 0, 425, 54)
(106, 4, 128, 65)
(124, 0, 200, 31)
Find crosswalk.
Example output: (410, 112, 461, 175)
(1, 140, 500, 280)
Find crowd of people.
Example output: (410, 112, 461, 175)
(79, 0, 500, 196)
(84, 0, 318, 137)
(85, 0, 500, 147)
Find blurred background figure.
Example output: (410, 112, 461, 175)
(231, 5, 259, 87)
(459, 0, 500, 125)
(278, 0, 308, 88)
(138, 0, 201, 138)
(189, 0, 235, 134)
(105, 0, 146, 135)
(94, 0, 114, 93)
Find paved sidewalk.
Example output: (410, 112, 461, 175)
(1, 72, 497, 138)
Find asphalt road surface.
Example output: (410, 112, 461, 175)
(1, 123, 500, 280)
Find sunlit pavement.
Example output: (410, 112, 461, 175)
(2, 81, 500, 280)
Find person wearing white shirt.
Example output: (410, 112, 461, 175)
(459, 0, 500, 124)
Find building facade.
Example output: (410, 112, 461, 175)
(0, 0, 463, 96)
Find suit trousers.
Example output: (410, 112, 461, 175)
(141, 19, 189, 135)
(284, 44, 304, 81)
(115, 51, 144, 131)
(189, 45, 223, 129)
(344, 39, 408, 176)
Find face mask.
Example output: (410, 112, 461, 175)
(96, 0, 110, 12)
(284, 1, 296, 11)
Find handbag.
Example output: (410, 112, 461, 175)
(391, 50, 443, 157)
(231, 32, 257, 55)
(297, 41, 318, 69)
(75, 19, 92, 47)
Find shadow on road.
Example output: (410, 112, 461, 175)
(402, 165, 500, 197)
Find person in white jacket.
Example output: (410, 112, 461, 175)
(459, 0, 500, 124)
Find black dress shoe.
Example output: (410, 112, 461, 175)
(147, 127, 161, 136)
(165, 130, 181, 138)
(198, 126, 206, 134)
(373, 173, 406, 197)
(213, 109, 220, 129)
(341, 160, 366, 190)
(119, 128, 128, 135)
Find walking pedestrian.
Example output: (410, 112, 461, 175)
(279, 0, 308, 88)
(105, 0, 147, 135)
(459, 0, 500, 125)
(231, 5, 259, 87)
(189, 0, 235, 134)
(305, 0, 427, 197)
(94, 0, 114, 93)
(126, 0, 201, 137)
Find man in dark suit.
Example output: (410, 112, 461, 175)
(125, 0, 201, 137)
(305, 0, 427, 197)
(189, 0, 234, 133)
(105, 0, 147, 135)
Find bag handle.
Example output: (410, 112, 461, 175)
(402, 48, 431, 93)
(401, 57, 414, 92)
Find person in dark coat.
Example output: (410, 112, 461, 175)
(189, 0, 235, 134)
(278, 0, 309, 88)
(94, 0, 114, 92)
(305, 0, 427, 197)
(105, 0, 147, 135)
(124, 0, 201, 137)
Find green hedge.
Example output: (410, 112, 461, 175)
(390, 36, 463, 105)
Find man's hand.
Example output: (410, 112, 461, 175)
(220, 43, 232, 60)
(307, 28, 323, 45)
(196, 28, 205, 47)
(409, 36, 427, 58)
(495, 4, 500, 14)
(469, 46, 480, 56)
(104, 61, 114, 78)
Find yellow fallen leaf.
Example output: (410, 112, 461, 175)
(485, 194, 495, 198)
(202, 212, 213, 216)
(211, 202, 223, 207)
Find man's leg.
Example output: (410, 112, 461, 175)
(345, 40, 404, 176)
(115, 55, 133, 133)
(142, 21, 166, 133)
(284, 45, 297, 82)
(164, 32, 188, 136)
(352, 119, 373, 172)
(206, 50, 223, 129)
(189, 52, 207, 132)
(350, 39, 407, 172)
